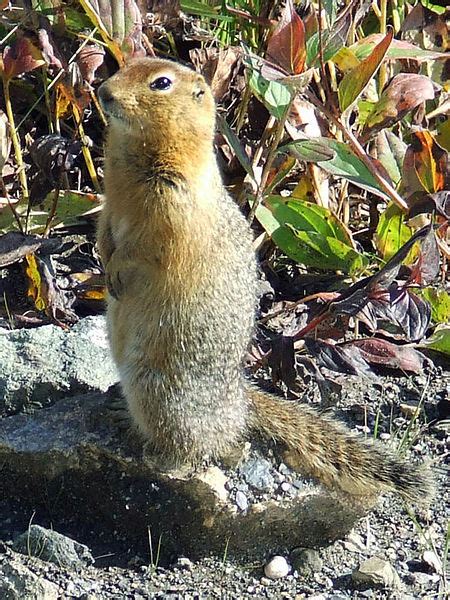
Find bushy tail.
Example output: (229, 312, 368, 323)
(247, 387, 435, 504)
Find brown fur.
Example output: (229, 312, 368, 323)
(97, 58, 434, 503)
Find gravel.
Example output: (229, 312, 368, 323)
(0, 317, 448, 598)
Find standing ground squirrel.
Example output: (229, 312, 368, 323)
(97, 58, 433, 503)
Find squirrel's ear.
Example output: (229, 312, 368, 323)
(193, 76, 207, 102)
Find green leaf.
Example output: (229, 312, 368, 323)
(256, 195, 368, 274)
(267, 196, 351, 245)
(375, 202, 412, 260)
(248, 69, 292, 118)
(283, 138, 387, 198)
(416, 288, 450, 324)
(280, 139, 334, 162)
(217, 115, 255, 180)
(338, 27, 393, 112)
(419, 326, 450, 357)
(180, 0, 233, 20)
(357, 99, 377, 127)
(279, 226, 368, 274)
(351, 36, 450, 62)
(306, 30, 344, 66)
(0, 190, 99, 233)
(375, 131, 406, 186)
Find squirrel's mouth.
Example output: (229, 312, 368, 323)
(98, 84, 126, 122)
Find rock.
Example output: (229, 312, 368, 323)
(409, 571, 440, 586)
(0, 316, 118, 414)
(343, 532, 367, 553)
(264, 555, 291, 579)
(352, 557, 401, 588)
(240, 457, 274, 491)
(0, 393, 368, 561)
(422, 550, 442, 574)
(290, 548, 323, 576)
(399, 403, 419, 418)
(12, 525, 94, 569)
(0, 556, 59, 599)
(280, 481, 291, 492)
(196, 466, 228, 502)
(235, 490, 248, 511)
(176, 557, 193, 570)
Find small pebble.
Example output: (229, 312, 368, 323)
(291, 548, 323, 576)
(176, 557, 193, 570)
(293, 479, 305, 490)
(400, 403, 419, 418)
(379, 433, 390, 441)
(343, 532, 367, 553)
(235, 490, 248, 511)
(264, 555, 291, 579)
(241, 457, 275, 491)
(422, 550, 442, 574)
(352, 557, 401, 588)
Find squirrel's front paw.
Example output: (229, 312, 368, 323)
(105, 264, 124, 300)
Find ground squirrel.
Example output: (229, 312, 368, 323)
(97, 57, 433, 504)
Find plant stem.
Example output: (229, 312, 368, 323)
(305, 90, 408, 211)
(2, 77, 29, 205)
(378, 0, 388, 91)
(0, 176, 23, 233)
(73, 104, 102, 193)
(248, 107, 290, 223)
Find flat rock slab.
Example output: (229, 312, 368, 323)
(0, 316, 118, 414)
(0, 393, 368, 561)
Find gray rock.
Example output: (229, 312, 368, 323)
(0, 556, 59, 599)
(352, 557, 401, 588)
(240, 457, 274, 491)
(235, 490, 248, 511)
(0, 393, 368, 561)
(0, 316, 118, 414)
(12, 525, 94, 569)
(290, 548, 323, 577)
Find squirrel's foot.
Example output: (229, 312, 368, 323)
(104, 385, 130, 430)
(142, 444, 197, 477)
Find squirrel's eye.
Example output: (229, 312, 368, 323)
(150, 77, 172, 91)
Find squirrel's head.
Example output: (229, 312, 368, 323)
(98, 58, 216, 147)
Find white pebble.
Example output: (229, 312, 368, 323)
(264, 555, 291, 579)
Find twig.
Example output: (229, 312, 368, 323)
(43, 187, 60, 237)
(0, 176, 24, 233)
(2, 77, 29, 205)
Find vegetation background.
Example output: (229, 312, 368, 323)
(0, 1, 448, 596)
(0, 0, 449, 374)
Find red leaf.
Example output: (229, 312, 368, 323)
(2, 37, 45, 80)
(266, 0, 306, 76)
(345, 338, 425, 373)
